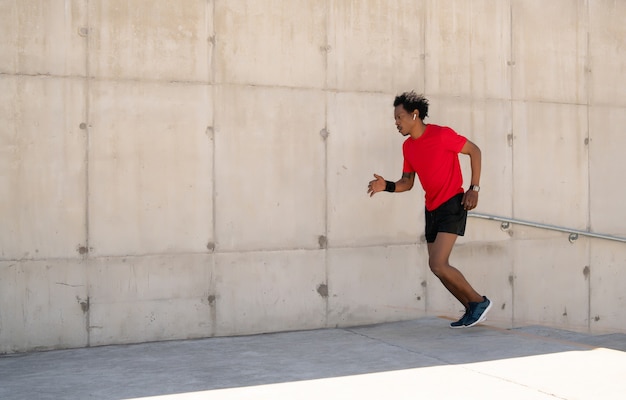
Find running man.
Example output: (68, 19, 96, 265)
(367, 91, 491, 328)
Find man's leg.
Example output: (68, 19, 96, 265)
(427, 232, 483, 309)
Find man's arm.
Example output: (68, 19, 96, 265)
(459, 140, 481, 210)
(367, 172, 415, 197)
(395, 172, 415, 192)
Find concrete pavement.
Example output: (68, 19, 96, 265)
(1, 317, 625, 400)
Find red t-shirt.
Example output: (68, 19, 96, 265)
(402, 124, 467, 211)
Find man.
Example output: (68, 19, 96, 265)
(367, 91, 491, 328)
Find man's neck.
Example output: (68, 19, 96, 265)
(409, 121, 428, 139)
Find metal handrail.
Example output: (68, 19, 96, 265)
(468, 212, 626, 243)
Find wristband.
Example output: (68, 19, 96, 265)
(385, 180, 396, 193)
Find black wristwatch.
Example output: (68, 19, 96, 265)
(469, 184, 480, 192)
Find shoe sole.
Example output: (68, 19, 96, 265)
(449, 322, 466, 329)
(449, 311, 470, 329)
(464, 300, 493, 328)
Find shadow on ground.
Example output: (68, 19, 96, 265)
(0, 317, 624, 400)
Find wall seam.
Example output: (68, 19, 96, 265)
(509, 0, 516, 328)
(209, 0, 217, 337)
(584, 0, 592, 333)
(422, 1, 429, 315)
(322, 0, 331, 328)
(84, 0, 92, 348)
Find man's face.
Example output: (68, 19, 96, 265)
(394, 105, 415, 136)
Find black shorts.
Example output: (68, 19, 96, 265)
(424, 193, 467, 243)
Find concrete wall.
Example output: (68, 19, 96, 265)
(1, 0, 625, 353)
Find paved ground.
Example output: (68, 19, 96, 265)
(1, 317, 625, 400)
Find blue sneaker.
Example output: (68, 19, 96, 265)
(449, 309, 470, 329)
(464, 296, 492, 328)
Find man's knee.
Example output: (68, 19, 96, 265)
(429, 259, 449, 277)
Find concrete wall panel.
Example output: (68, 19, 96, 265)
(427, 95, 472, 135)
(327, 245, 426, 327)
(214, 85, 326, 251)
(589, 1, 626, 106)
(88, 0, 211, 82)
(425, 1, 470, 97)
(214, 1, 326, 88)
(214, 250, 326, 336)
(327, 0, 425, 93)
(470, 100, 514, 220)
(462, 219, 513, 244)
(0, 76, 86, 260)
(88, 254, 213, 346)
(513, 238, 590, 331)
(4, 0, 626, 353)
(512, 101, 588, 229)
(468, 0, 512, 100)
(89, 298, 212, 347)
(0, 1, 87, 76)
(590, 240, 626, 334)
(426, 0, 511, 99)
(511, 0, 587, 103)
(589, 106, 626, 236)
(327, 91, 421, 247)
(0, 260, 88, 353)
(509, 224, 568, 243)
(88, 81, 213, 256)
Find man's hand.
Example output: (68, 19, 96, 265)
(367, 174, 386, 197)
(461, 190, 478, 210)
